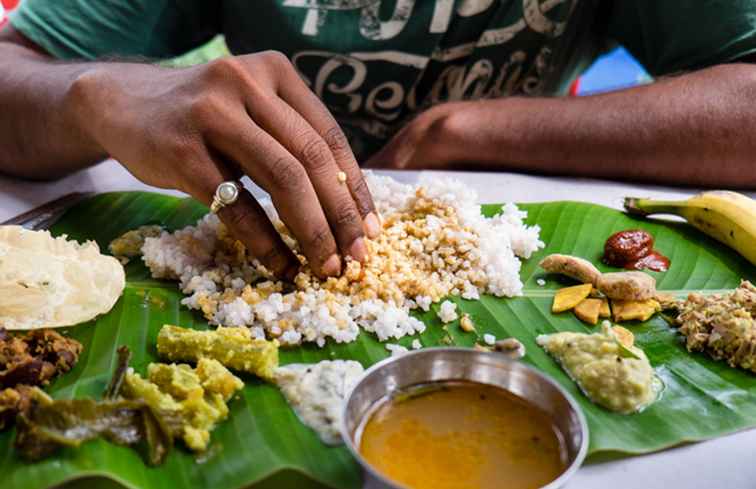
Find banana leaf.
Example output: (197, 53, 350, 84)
(2, 191, 755, 489)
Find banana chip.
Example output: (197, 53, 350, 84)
(0, 226, 125, 329)
(552, 283, 593, 313)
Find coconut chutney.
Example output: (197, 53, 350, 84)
(274, 360, 364, 445)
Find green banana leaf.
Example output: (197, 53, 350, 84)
(3, 191, 756, 489)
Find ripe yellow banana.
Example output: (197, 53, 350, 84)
(624, 191, 756, 266)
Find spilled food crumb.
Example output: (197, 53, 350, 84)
(386, 343, 409, 356)
(460, 313, 475, 332)
(438, 300, 458, 324)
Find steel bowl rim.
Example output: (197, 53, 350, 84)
(340, 347, 589, 489)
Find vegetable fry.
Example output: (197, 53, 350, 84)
(15, 394, 173, 465)
(13, 347, 174, 466)
(157, 325, 279, 380)
(122, 358, 243, 452)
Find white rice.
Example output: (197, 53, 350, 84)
(386, 343, 409, 356)
(437, 300, 458, 323)
(483, 333, 496, 345)
(415, 295, 432, 312)
(141, 174, 543, 347)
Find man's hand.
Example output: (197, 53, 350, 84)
(369, 63, 756, 189)
(365, 103, 461, 170)
(0, 26, 381, 279)
(54, 50, 382, 279)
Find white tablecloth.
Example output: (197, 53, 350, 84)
(1, 160, 755, 489)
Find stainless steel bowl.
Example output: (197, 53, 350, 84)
(341, 348, 588, 489)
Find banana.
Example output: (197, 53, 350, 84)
(624, 191, 756, 266)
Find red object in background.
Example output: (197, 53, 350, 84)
(0, 0, 19, 29)
(569, 78, 580, 96)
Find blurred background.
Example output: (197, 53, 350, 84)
(575, 46, 651, 95)
(0, 0, 650, 95)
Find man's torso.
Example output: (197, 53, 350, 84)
(222, 0, 591, 159)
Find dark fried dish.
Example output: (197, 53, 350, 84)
(0, 328, 83, 430)
(0, 385, 37, 430)
(0, 328, 82, 388)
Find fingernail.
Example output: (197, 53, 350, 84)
(348, 237, 368, 262)
(322, 254, 342, 277)
(364, 212, 381, 239)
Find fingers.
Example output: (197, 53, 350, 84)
(182, 150, 300, 280)
(204, 113, 344, 278)
(217, 191, 300, 281)
(275, 75, 380, 238)
(191, 52, 383, 280)
(244, 95, 370, 262)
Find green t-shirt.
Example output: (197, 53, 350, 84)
(10, 0, 756, 160)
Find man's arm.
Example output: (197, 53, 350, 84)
(367, 62, 756, 188)
(0, 26, 380, 279)
(0, 28, 108, 179)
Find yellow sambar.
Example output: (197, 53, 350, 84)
(359, 381, 566, 489)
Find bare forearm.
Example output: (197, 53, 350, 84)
(0, 41, 109, 179)
(443, 64, 756, 188)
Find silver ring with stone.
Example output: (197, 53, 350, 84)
(210, 181, 242, 214)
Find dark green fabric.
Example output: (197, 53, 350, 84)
(9, 0, 218, 60)
(9, 0, 756, 159)
(9, 0, 592, 160)
(605, 0, 756, 75)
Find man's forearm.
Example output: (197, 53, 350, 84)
(441, 63, 756, 188)
(0, 38, 107, 179)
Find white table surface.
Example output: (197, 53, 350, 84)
(2, 160, 755, 489)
